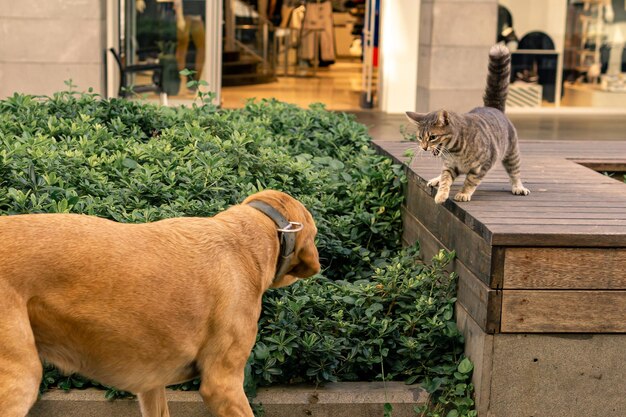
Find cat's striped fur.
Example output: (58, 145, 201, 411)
(406, 44, 529, 204)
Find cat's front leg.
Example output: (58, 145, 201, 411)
(433, 168, 456, 204)
(454, 170, 484, 202)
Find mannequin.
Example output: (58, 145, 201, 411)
(605, 0, 626, 76)
(136, 0, 147, 12)
(175, 0, 206, 84)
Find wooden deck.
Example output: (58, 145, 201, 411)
(374, 140, 626, 334)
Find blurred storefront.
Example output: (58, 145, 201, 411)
(499, 0, 626, 110)
(0, 0, 624, 113)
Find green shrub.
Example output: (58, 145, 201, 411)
(0, 91, 473, 416)
(0, 93, 402, 281)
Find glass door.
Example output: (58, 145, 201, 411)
(360, 0, 377, 108)
(115, 0, 222, 104)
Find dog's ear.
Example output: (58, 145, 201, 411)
(289, 238, 320, 278)
(291, 202, 320, 279)
(270, 198, 320, 288)
(245, 190, 321, 286)
(271, 227, 320, 288)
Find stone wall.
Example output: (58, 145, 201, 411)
(0, 0, 106, 98)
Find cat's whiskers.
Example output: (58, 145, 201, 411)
(404, 144, 429, 167)
(438, 147, 453, 160)
(420, 148, 433, 159)
(429, 145, 452, 161)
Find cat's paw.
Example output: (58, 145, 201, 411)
(454, 192, 472, 202)
(427, 176, 441, 187)
(512, 185, 530, 196)
(434, 192, 449, 204)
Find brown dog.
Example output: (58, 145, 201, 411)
(0, 190, 320, 417)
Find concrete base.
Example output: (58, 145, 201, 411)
(28, 382, 428, 417)
(457, 306, 626, 417)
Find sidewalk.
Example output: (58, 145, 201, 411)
(350, 112, 626, 142)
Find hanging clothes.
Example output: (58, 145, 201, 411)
(299, 1, 336, 62)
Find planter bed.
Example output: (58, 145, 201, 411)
(374, 139, 626, 417)
(28, 382, 428, 417)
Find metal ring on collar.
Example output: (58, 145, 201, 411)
(277, 222, 303, 233)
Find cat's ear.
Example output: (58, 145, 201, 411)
(436, 110, 449, 127)
(406, 111, 427, 124)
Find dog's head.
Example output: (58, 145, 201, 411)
(243, 190, 321, 288)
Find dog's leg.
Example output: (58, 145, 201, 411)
(138, 387, 170, 417)
(0, 296, 42, 417)
(197, 328, 256, 417)
(199, 370, 254, 417)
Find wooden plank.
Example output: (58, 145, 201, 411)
(457, 266, 501, 334)
(474, 179, 625, 186)
(464, 193, 626, 202)
(417, 177, 624, 191)
(521, 141, 626, 152)
(461, 201, 626, 208)
(470, 186, 625, 193)
(478, 169, 620, 177)
(503, 248, 626, 289)
(401, 207, 441, 258)
(490, 226, 626, 247)
(501, 290, 626, 332)
(490, 247, 506, 290)
(482, 182, 624, 187)
(468, 206, 626, 213)
(570, 159, 626, 172)
(454, 304, 494, 417)
(471, 183, 626, 192)
(405, 177, 494, 284)
(524, 150, 626, 155)
(478, 213, 626, 220)
(477, 219, 626, 226)
(402, 208, 501, 332)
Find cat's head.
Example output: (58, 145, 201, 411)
(406, 110, 453, 156)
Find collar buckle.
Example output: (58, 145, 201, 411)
(277, 222, 303, 233)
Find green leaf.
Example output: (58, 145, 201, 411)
(453, 371, 468, 381)
(122, 158, 138, 169)
(458, 358, 474, 374)
(365, 303, 383, 318)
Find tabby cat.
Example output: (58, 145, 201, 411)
(406, 44, 530, 204)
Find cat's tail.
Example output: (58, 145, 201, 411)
(483, 44, 511, 112)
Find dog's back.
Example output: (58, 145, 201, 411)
(0, 190, 320, 417)
(0, 214, 231, 392)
